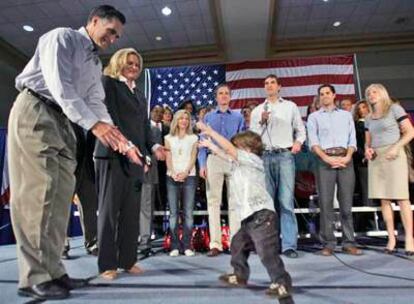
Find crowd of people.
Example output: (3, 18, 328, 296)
(6, 4, 414, 303)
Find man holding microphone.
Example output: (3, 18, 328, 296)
(250, 74, 306, 259)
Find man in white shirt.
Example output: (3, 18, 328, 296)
(250, 74, 306, 259)
(8, 5, 140, 300)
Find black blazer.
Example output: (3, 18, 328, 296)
(94, 76, 154, 180)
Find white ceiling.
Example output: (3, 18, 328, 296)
(276, 0, 414, 39)
(0, 0, 216, 56)
(0, 0, 413, 64)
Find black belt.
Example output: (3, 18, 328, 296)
(264, 147, 291, 154)
(26, 88, 63, 115)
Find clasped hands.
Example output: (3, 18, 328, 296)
(323, 155, 352, 169)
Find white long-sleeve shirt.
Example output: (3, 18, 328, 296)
(15, 27, 112, 130)
(250, 98, 306, 149)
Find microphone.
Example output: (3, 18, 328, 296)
(262, 102, 270, 126)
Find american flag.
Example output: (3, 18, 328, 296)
(146, 65, 225, 111)
(145, 55, 355, 114)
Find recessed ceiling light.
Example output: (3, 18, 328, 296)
(23, 25, 34, 32)
(323, 0, 329, 2)
(155, 36, 162, 41)
(161, 6, 172, 16)
(333, 21, 341, 27)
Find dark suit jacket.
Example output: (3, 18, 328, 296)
(143, 122, 170, 184)
(94, 76, 154, 181)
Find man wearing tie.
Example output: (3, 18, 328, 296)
(250, 74, 306, 259)
(139, 105, 169, 255)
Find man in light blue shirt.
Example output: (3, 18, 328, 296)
(307, 84, 362, 257)
(198, 83, 244, 257)
(8, 5, 141, 301)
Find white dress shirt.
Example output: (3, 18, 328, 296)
(15, 27, 112, 130)
(118, 75, 136, 93)
(250, 97, 306, 149)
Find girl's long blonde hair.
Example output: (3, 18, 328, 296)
(103, 48, 143, 79)
(169, 110, 193, 136)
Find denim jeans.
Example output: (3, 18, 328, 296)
(167, 176, 197, 250)
(263, 151, 298, 252)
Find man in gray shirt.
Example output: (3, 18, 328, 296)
(8, 5, 141, 300)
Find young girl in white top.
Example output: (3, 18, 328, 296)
(165, 110, 198, 257)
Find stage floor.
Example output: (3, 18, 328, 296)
(1, 237, 414, 304)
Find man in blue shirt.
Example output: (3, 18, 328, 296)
(307, 84, 362, 256)
(198, 84, 245, 257)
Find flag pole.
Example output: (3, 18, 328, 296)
(353, 53, 362, 100)
(144, 69, 151, 117)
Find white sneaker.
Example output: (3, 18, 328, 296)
(169, 249, 179, 257)
(184, 249, 195, 257)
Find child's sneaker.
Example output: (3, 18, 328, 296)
(169, 249, 179, 257)
(184, 249, 195, 256)
(265, 282, 292, 299)
(218, 273, 247, 287)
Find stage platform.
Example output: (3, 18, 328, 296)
(1, 237, 414, 304)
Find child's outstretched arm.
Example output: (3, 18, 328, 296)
(196, 121, 238, 161)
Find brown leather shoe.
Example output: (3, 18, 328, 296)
(342, 246, 363, 256)
(207, 248, 222, 257)
(318, 247, 334, 256)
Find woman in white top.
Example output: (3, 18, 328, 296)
(165, 110, 198, 256)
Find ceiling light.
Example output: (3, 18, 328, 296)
(161, 6, 172, 16)
(333, 21, 341, 27)
(323, 0, 329, 2)
(155, 36, 162, 41)
(23, 25, 34, 32)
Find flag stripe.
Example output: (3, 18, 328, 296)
(229, 94, 356, 109)
(226, 64, 353, 81)
(226, 55, 354, 71)
(231, 85, 354, 100)
(227, 74, 354, 90)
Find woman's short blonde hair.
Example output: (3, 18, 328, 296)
(169, 110, 193, 136)
(103, 48, 143, 79)
(365, 83, 392, 117)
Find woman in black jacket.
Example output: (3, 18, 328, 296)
(95, 48, 162, 280)
(353, 100, 371, 206)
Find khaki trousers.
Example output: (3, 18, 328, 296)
(8, 90, 77, 288)
(206, 154, 240, 250)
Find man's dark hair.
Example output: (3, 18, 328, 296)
(317, 84, 336, 95)
(88, 5, 126, 24)
(264, 74, 279, 84)
(214, 83, 231, 96)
